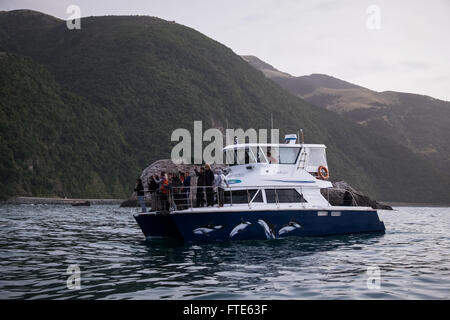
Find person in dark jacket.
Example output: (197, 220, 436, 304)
(204, 164, 215, 206)
(195, 166, 206, 207)
(171, 172, 182, 208)
(183, 171, 191, 208)
(154, 172, 170, 211)
(134, 178, 146, 212)
(147, 175, 159, 211)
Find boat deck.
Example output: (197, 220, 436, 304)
(135, 203, 375, 216)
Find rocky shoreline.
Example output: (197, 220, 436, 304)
(1, 197, 126, 205)
(321, 181, 393, 210)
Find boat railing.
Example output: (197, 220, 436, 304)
(142, 184, 357, 212)
(324, 187, 358, 206)
(144, 185, 297, 212)
(141, 185, 359, 213)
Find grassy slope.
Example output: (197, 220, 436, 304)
(243, 56, 450, 175)
(0, 10, 448, 202)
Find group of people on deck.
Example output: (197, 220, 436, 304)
(194, 164, 228, 208)
(133, 164, 228, 213)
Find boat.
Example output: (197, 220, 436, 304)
(134, 134, 385, 242)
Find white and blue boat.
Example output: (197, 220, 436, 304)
(134, 134, 385, 242)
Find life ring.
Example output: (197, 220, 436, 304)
(317, 166, 329, 180)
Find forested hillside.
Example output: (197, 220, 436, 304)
(1, 10, 448, 203)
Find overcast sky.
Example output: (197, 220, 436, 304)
(2, 0, 449, 101)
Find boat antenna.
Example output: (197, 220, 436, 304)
(300, 129, 304, 144)
(225, 118, 228, 146)
(270, 113, 273, 131)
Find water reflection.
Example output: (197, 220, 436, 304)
(0, 205, 449, 299)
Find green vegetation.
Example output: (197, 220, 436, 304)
(243, 55, 450, 185)
(0, 10, 449, 203)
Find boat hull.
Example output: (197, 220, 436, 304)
(134, 212, 183, 240)
(134, 208, 385, 242)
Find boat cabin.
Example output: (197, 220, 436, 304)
(223, 134, 329, 178)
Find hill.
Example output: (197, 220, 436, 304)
(242, 55, 450, 171)
(0, 10, 449, 203)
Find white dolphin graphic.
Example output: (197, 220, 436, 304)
(278, 221, 302, 236)
(193, 224, 223, 235)
(230, 220, 251, 238)
(257, 219, 275, 239)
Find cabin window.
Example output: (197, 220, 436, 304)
(225, 147, 267, 165)
(265, 189, 307, 203)
(250, 190, 264, 203)
(252, 146, 268, 163)
(224, 189, 259, 204)
(225, 149, 238, 165)
(234, 148, 254, 165)
(306, 147, 328, 170)
(279, 147, 301, 164)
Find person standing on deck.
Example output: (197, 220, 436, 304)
(147, 175, 158, 211)
(179, 172, 185, 185)
(171, 172, 181, 208)
(183, 171, 191, 208)
(194, 166, 206, 207)
(214, 169, 228, 207)
(166, 173, 174, 210)
(267, 151, 278, 164)
(134, 178, 146, 213)
(204, 164, 215, 207)
(154, 172, 170, 211)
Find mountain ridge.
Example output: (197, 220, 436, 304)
(243, 55, 450, 170)
(1, 10, 449, 203)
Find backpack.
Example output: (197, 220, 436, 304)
(160, 178, 169, 194)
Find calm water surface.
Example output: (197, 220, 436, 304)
(0, 205, 449, 299)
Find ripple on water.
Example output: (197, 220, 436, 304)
(0, 205, 449, 299)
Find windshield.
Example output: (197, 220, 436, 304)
(225, 147, 268, 165)
(266, 147, 301, 164)
(279, 147, 300, 164)
(226, 147, 300, 165)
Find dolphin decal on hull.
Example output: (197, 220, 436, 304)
(230, 220, 251, 238)
(278, 221, 302, 236)
(193, 224, 223, 235)
(257, 219, 276, 239)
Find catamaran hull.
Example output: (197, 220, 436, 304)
(134, 213, 183, 240)
(134, 209, 385, 242)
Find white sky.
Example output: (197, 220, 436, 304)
(1, 0, 449, 101)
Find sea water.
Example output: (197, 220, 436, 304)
(0, 205, 448, 299)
